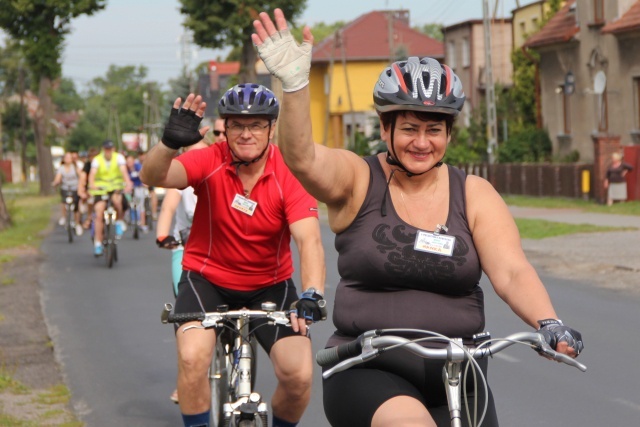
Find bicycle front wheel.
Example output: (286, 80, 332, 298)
(210, 338, 229, 427)
(105, 224, 115, 268)
(144, 198, 153, 231)
(67, 208, 74, 243)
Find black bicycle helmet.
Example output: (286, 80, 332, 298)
(373, 57, 465, 116)
(218, 83, 279, 120)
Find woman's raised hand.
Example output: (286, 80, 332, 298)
(252, 8, 314, 92)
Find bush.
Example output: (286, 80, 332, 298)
(498, 126, 552, 163)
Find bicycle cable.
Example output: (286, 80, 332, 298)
(374, 329, 490, 427)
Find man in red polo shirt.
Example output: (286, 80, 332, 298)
(141, 84, 326, 427)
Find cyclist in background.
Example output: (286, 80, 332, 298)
(137, 151, 159, 222)
(88, 140, 133, 256)
(211, 117, 226, 143)
(78, 147, 100, 230)
(141, 85, 326, 427)
(253, 9, 583, 427)
(51, 151, 83, 236)
(126, 153, 149, 233)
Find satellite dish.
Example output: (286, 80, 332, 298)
(594, 71, 607, 94)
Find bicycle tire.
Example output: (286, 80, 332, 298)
(210, 337, 230, 427)
(144, 198, 153, 232)
(67, 211, 74, 243)
(238, 419, 257, 427)
(133, 224, 139, 240)
(106, 223, 115, 268)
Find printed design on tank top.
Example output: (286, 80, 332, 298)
(372, 223, 470, 280)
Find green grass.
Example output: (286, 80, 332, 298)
(0, 185, 57, 250)
(503, 195, 640, 216)
(0, 367, 29, 395)
(1, 277, 15, 286)
(515, 217, 631, 239)
(34, 385, 71, 406)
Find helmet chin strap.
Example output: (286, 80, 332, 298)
(229, 123, 273, 170)
(385, 120, 443, 178)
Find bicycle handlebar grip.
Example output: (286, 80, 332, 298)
(167, 312, 206, 324)
(316, 338, 363, 367)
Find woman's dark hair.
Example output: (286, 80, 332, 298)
(379, 110, 455, 135)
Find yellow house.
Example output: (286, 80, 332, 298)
(309, 10, 444, 149)
(512, 0, 567, 49)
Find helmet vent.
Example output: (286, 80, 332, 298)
(248, 90, 257, 106)
(403, 73, 413, 94)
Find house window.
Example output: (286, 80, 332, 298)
(447, 40, 456, 69)
(532, 17, 539, 29)
(462, 38, 470, 67)
(593, 0, 605, 23)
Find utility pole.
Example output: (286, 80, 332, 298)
(179, 30, 196, 93)
(483, 0, 499, 164)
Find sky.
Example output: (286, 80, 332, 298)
(55, 0, 530, 90)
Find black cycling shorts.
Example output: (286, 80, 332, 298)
(174, 270, 304, 355)
(322, 347, 499, 427)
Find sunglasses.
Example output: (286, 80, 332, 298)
(213, 130, 224, 136)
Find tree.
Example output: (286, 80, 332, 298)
(415, 23, 444, 41)
(68, 65, 165, 152)
(179, 0, 307, 83)
(0, 0, 107, 195)
(290, 20, 346, 44)
(52, 78, 84, 113)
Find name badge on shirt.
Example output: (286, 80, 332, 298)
(414, 230, 456, 257)
(231, 193, 258, 216)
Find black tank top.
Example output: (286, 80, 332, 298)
(327, 157, 485, 347)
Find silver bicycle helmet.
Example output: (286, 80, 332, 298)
(373, 57, 465, 116)
(218, 83, 279, 120)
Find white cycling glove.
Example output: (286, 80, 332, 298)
(256, 28, 312, 92)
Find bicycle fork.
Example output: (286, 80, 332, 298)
(224, 317, 269, 425)
(443, 338, 465, 427)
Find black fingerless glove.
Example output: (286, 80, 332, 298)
(290, 288, 327, 322)
(156, 235, 178, 249)
(537, 319, 584, 355)
(161, 107, 203, 150)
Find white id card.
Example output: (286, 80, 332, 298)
(231, 194, 258, 216)
(414, 230, 456, 256)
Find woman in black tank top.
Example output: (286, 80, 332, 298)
(252, 11, 584, 427)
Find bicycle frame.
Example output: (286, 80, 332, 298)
(319, 329, 586, 427)
(63, 190, 75, 243)
(162, 303, 290, 427)
(96, 193, 119, 268)
(220, 315, 268, 426)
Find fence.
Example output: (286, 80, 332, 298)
(458, 163, 594, 199)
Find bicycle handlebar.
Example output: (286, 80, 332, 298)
(317, 330, 586, 379)
(161, 303, 291, 328)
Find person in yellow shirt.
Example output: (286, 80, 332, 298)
(88, 140, 133, 256)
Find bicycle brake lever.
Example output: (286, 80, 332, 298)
(536, 341, 587, 372)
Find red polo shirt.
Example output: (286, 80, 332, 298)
(176, 141, 318, 290)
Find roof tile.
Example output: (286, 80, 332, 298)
(524, 0, 579, 48)
(312, 10, 443, 62)
(602, 0, 640, 34)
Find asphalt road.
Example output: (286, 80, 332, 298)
(40, 219, 640, 426)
